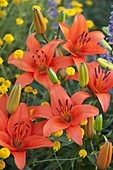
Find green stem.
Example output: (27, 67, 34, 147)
(41, 33, 48, 43)
(56, 26, 60, 39)
(0, 64, 7, 79)
(54, 151, 63, 170)
(0, 42, 7, 54)
(90, 139, 97, 160)
(36, 157, 79, 163)
(28, 21, 34, 36)
(65, 81, 71, 96)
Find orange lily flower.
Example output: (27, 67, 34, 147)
(30, 84, 99, 146)
(87, 62, 113, 112)
(58, 13, 106, 68)
(0, 94, 8, 115)
(0, 103, 53, 170)
(8, 33, 74, 89)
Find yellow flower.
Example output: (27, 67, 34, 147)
(71, 1, 83, 7)
(24, 86, 33, 92)
(0, 38, 3, 47)
(29, 108, 34, 116)
(80, 119, 88, 126)
(3, 34, 14, 44)
(53, 141, 61, 151)
(32, 89, 38, 95)
(85, 0, 93, 6)
(81, 128, 85, 138)
(0, 148, 10, 159)
(73, 7, 83, 13)
(0, 77, 5, 83)
(32, 5, 41, 10)
(66, 67, 75, 75)
(21, 0, 29, 2)
(57, 0, 62, 4)
(2, 80, 11, 88)
(41, 102, 50, 106)
(66, 133, 71, 141)
(0, 0, 8, 7)
(0, 85, 8, 94)
(78, 149, 87, 158)
(65, 8, 76, 16)
(57, 6, 66, 13)
(52, 130, 63, 137)
(43, 17, 48, 24)
(86, 20, 95, 28)
(16, 18, 24, 25)
(0, 57, 4, 65)
(15, 73, 20, 79)
(14, 49, 23, 59)
(13, 0, 20, 4)
(0, 10, 6, 18)
(0, 160, 5, 169)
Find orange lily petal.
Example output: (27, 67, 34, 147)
(58, 22, 71, 40)
(88, 31, 105, 43)
(26, 33, 41, 53)
(15, 72, 34, 89)
(51, 56, 74, 71)
(102, 71, 113, 92)
(96, 93, 110, 113)
(43, 116, 70, 137)
(71, 105, 99, 125)
(70, 13, 88, 44)
(66, 125, 83, 146)
(32, 120, 47, 136)
(0, 94, 8, 114)
(24, 135, 54, 149)
(71, 91, 91, 105)
(72, 56, 86, 69)
(34, 71, 53, 90)
(12, 151, 26, 170)
(0, 110, 8, 131)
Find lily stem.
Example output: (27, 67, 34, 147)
(41, 33, 49, 43)
(54, 151, 63, 170)
(56, 26, 60, 39)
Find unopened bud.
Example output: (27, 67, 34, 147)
(94, 114, 103, 132)
(33, 8, 46, 34)
(97, 58, 113, 70)
(102, 26, 108, 35)
(78, 62, 89, 88)
(96, 141, 112, 170)
(84, 117, 94, 139)
(57, 11, 65, 22)
(101, 39, 112, 51)
(6, 84, 21, 115)
(48, 68, 59, 84)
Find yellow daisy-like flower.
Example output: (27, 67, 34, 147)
(29, 108, 35, 116)
(80, 119, 88, 126)
(43, 17, 48, 24)
(52, 130, 63, 137)
(2, 80, 11, 88)
(0, 85, 8, 94)
(81, 128, 85, 138)
(0, 57, 4, 65)
(41, 101, 50, 106)
(16, 18, 24, 25)
(3, 34, 14, 44)
(32, 89, 38, 95)
(0, 148, 10, 159)
(15, 73, 20, 79)
(13, 0, 20, 4)
(57, 6, 66, 13)
(0, 77, 5, 83)
(0, 0, 8, 7)
(57, 0, 62, 4)
(0, 160, 5, 169)
(86, 20, 95, 28)
(24, 86, 33, 93)
(78, 149, 87, 158)
(65, 8, 76, 16)
(73, 7, 83, 13)
(71, 1, 83, 7)
(14, 49, 23, 59)
(85, 0, 93, 6)
(0, 38, 3, 46)
(53, 141, 61, 151)
(66, 67, 75, 75)
(32, 5, 41, 10)
(66, 133, 71, 141)
(0, 10, 6, 18)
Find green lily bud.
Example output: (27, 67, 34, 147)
(84, 117, 94, 139)
(33, 8, 46, 34)
(6, 84, 21, 115)
(102, 26, 109, 35)
(78, 62, 89, 88)
(48, 68, 59, 84)
(57, 11, 65, 22)
(94, 114, 103, 132)
(97, 58, 113, 70)
(101, 39, 112, 51)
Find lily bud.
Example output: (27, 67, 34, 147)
(78, 62, 89, 88)
(6, 84, 21, 115)
(101, 39, 112, 51)
(57, 11, 65, 22)
(97, 58, 113, 70)
(94, 114, 103, 132)
(33, 8, 46, 34)
(48, 68, 59, 84)
(84, 117, 94, 139)
(96, 141, 112, 170)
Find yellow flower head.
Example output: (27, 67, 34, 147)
(0, 148, 10, 159)
(85, 0, 93, 6)
(15, 73, 20, 79)
(0, 160, 5, 169)
(80, 119, 88, 126)
(52, 130, 63, 137)
(32, 89, 38, 95)
(0, 0, 8, 7)
(13, 0, 20, 4)
(0, 10, 6, 18)
(81, 128, 85, 138)
(3, 34, 14, 44)
(0, 38, 3, 46)
(0, 85, 8, 94)
(24, 86, 33, 92)
(66, 133, 71, 141)
(0, 57, 4, 65)
(57, 0, 62, 4)
(43, 17, 48, 24)
(2, 80, 11, 88)
(29, 108, 35, 116)
(0, 77, 5, 83)
(57, 6, 66, 13)
(14, 49, 23, 59)
(32, 5, 41, 10)
(66, 67, 75, 75)
(16, 18, 24, 25)
(65, 8, 76, 16)
(73, 7, 83, 13)
(41, 101, 50, 106)
(53, 141, 61, 151)
(78, 149, 87, 158)
(71, 1, 83, 7)
(21, 0, 29, 2)
(86, 20, 95, 28)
